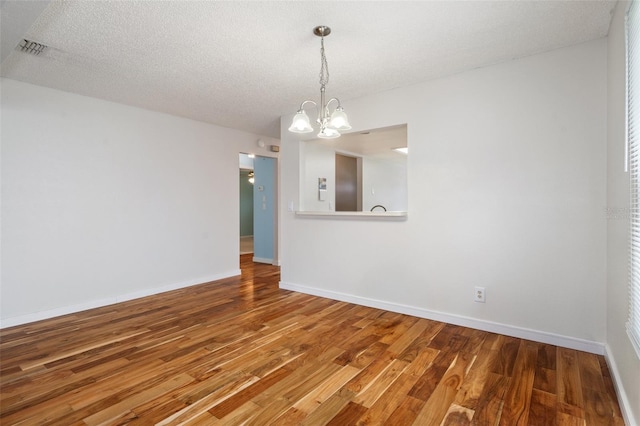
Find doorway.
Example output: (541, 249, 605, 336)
(239, 154, 254, 254)
(239, 153, 277, 264)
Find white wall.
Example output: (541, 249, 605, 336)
(607, 1, 640, 423)
(0, 78, 279, 327)
(281, 39, 607, 351)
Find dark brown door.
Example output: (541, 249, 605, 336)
(335, 153, 358, 211)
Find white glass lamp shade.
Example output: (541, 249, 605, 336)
(288, 110, 314, 133)
(317, 126, 340, 139)
(329, 106, 351, 131)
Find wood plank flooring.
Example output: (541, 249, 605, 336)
(0, 255, 625, 425)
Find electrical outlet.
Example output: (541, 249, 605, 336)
(474, 286, 486, 303)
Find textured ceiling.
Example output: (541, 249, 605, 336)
(0, 0, 616, 139)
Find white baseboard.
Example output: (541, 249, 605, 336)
(253, 257, 273, 264)
(279, 281, 605, 355)
(604, 344, 638, 426)
(0, 270, 241, 329)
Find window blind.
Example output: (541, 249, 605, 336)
(627, 0, 640, 358)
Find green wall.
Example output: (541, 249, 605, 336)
(239, 170, 254, 236)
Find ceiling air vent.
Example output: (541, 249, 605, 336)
(17, 39, 48, 56)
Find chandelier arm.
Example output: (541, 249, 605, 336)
(297, 99, 321, 124)
(321, 98, 341, 125)
(325, 97, 342, 110)
(298, 100, 318, 111)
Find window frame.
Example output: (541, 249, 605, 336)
(626, 0, 640, 359)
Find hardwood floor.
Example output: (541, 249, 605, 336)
(240, 236, 253, 255)
(0, 255, 625, 425)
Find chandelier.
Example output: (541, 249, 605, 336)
(288, 26, 351, 139)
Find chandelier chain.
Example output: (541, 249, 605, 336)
(319, 37, 329, 87)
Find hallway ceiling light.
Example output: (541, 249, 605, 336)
(248, 172, 254, 184)
(288, 26, 351, 139)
